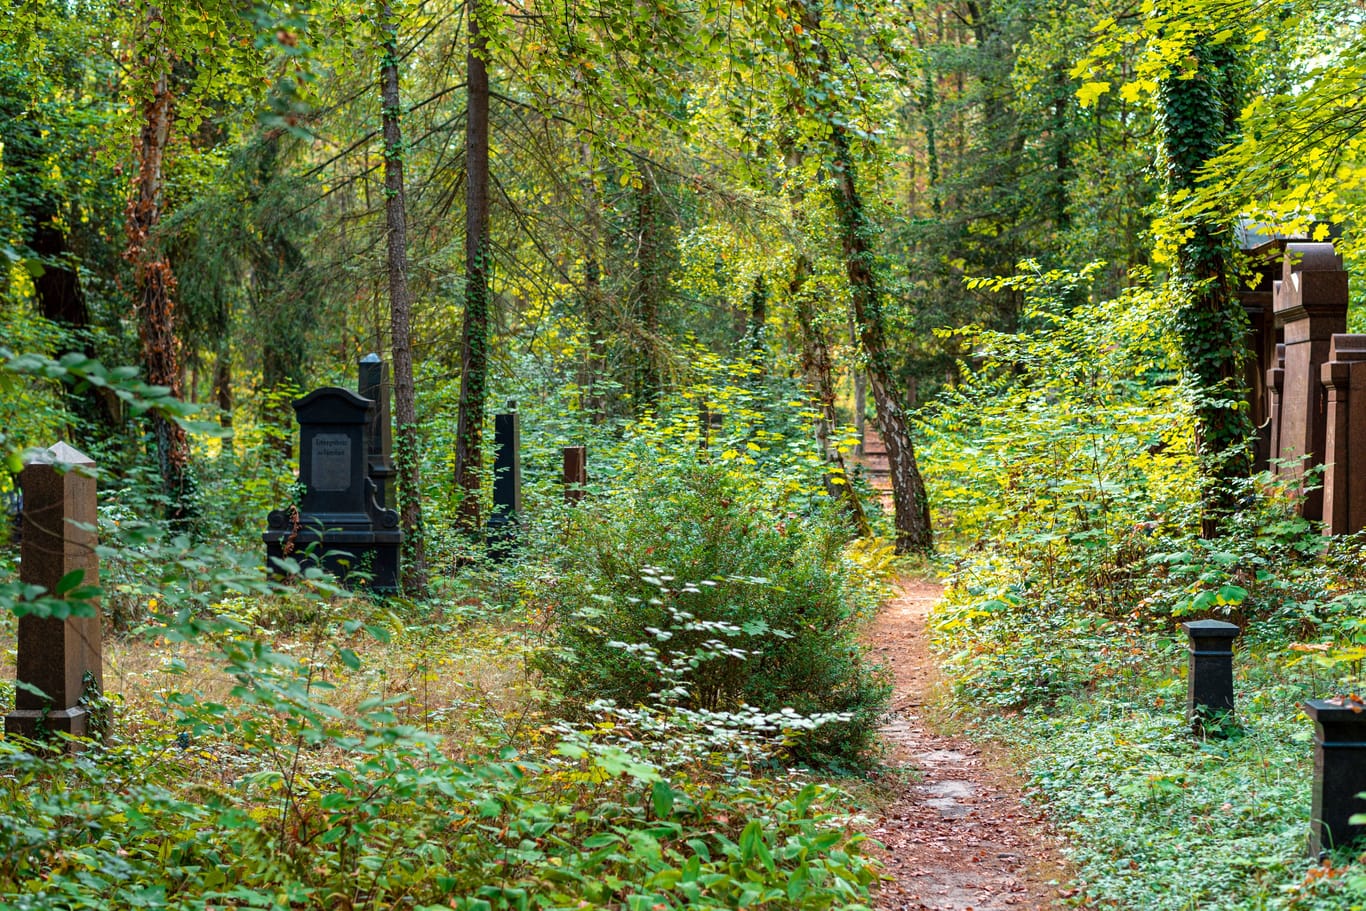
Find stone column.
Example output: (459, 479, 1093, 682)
(1266, 343, 1286, 468)
(563, 446, 587, 504)
(5, 443, 103, 741)
(1273, 243, 1349, 520)
(1182, 620, 1239, 733)
(357, 353, 395, 509)
(1321, 335, 1366, 535)
(486, 404, 521, 557)
(1304, 699, 1366, 856)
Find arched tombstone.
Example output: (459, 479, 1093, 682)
(263, 387, 401, 591)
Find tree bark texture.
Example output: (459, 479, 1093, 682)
(454, 0, 491, 532)
(785, 0, 933, 553)
(380, 1, 428, 591)
(630, 163, 666, 408)
(1156, 36, 1252, 536)
(124, 27, 195, 526)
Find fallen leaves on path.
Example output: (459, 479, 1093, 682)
(865, 578, 1071, 911)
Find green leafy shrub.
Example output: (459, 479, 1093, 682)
(537, 458, 890, 768)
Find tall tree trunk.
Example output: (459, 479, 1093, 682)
(454, 0, 491, 532)
(828, 129, 933, 552)
(630, 163, 665, 407)
(580, 141, 608, 420)
(125, 19, 195, 528)
(380, 0, 427, 591)
(746, 274, 767, 382)
(1156, 35, 1252, 536)
(783, 145, 869, 534)
(785, 0, 933, 553)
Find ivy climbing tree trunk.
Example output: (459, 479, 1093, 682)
(783, 145, 869, 535)
(630, 162, 666, 408)
(379, 0, 427, 592)
(783, 0, 933, 553)
(454, 0, 491, 532)
(125, 10, 195, 528)
(1156, 34, 1253, 536)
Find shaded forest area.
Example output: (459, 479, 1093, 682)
(4, 0, 1366, 909)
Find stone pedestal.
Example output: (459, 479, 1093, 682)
(357, 354, 395, 510)
(1274, 243, 1349, 520)
(1304, 699, 1366, 855)
(563, 446, 587, 504)
(1321, 335, 1366, 535)
(1182, 620, 1239, 732)
(486, 406, 521, 558)
(264, 388, 401, 591)
(5, 443, 103, 741)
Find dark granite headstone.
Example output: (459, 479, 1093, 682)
(1304, 699, 1366, 856)
(563, 446, 587, 504)
(357, 354, 395, 509)
(1274, 242, 1349, 520)
(5, 443, 103, 742)
(1182, 620, 1239, 733)
(263, 387, 401, 591)
(486, 406, 521, 558)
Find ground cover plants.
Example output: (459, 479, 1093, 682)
(0, 353, 890, 910)
(923, 268, 1366, 910)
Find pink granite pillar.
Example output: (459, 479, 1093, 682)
(1267, 343, 1286, 468)
(4, 443, 103, 741)
(1273, 243, 1349, 520)
(1321, 335, 1366, 535)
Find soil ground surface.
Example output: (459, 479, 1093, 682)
(866, 578, 1070, 910)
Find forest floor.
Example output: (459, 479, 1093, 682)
(866, 577, 1071, 910)
(857, 430, 1070, 909)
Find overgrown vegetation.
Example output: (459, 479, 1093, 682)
(924, 267, 1366, 910)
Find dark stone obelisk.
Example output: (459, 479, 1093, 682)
(5, 443, 104, 741)
(357, 353, 395, 509)
(486, 405, 522, 558)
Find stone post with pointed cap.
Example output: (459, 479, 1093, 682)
(5, 442, 103, 741)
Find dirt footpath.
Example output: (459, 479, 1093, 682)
(867, 578, 1071, 911)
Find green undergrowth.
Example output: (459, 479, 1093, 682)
(919, 265, 1366, 910)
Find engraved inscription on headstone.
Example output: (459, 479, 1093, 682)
(312, 433, 352, 492)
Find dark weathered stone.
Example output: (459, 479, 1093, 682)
(264, 387, 401, 590)
(357, 354, 395, 509)
(1182, 620, 1239, 732)
(486, 405, 521, 558)
(5, 443, 103, 742)
(1321, 335, 1366, 535)
(1273, 242, 1349, 520)
(563, 446, 587, 504)
(1304, 699, 1366, 856)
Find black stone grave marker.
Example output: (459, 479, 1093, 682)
(357, 354, 395, 509)
(1182, 619, 1240, 732)
(263, 387, 401, 591)
(1304, 698, 1366, 856)
(486, 404, 521, 558)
